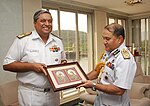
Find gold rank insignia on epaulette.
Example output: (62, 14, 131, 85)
(17, 32, 32, 39)
(113, 49, 120, 58)
(99, 52, 105, 60)
(121, 48, 130, 59)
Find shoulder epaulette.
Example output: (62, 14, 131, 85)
(121, 49, 130, 59)
(51, 33, 62, 40)
(99, 52, 105, 60)
(17, 32, 32, 39)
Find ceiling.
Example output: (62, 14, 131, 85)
(71, 0, 150, 15)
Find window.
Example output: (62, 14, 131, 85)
(108, 18, 115, 24)
(132, 18, 150, 75)
(60, 11, 76, 62)
(108, 17, 126, 42)
(46, 8, 93, 103)
(140, 18, 149, 75)
(50, 9, 58, 35)
(48, 9, 91, 73)
(108, 17, 126, 26)
(78, 13, 88, 72)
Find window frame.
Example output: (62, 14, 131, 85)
(42, 4, 94, 104)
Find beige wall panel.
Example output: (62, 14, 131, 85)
(0, 0, 22, 85)
(0, 0, 42, 85)
(22, 0, 42, 32)
(94, 10, 107, 63)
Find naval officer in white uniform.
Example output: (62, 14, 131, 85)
(77, 23, 136, 106)
(3, 10, 66, 106)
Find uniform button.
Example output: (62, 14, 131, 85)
(55, 58, 58, 61)
(105, 76, 108, 80)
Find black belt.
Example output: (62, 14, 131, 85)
(20, 83, 51, 92)
(44, 88, 51, 92)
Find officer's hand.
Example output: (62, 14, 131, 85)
(76, 80, 93, 89)
(32, 63, 47, 76)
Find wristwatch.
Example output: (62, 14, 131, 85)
(92, 83, 96, 91)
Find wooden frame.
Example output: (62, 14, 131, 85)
(46, 62, 88, 92)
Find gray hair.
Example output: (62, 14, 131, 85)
(104, 23, 125, 39)
(33, 10, 51, 23)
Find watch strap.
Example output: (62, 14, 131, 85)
(92, 83, 96, 91)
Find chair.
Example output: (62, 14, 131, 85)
(134, 62, 150, 98)
(79, 88, 96, 106)
(80, 84, 150, 106)
(134, 62, 150, 83)
(0, 80, 19, 106)
(129, 83, 150, 106)
(79, 62, 150, 106)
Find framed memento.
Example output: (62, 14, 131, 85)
(46, 62, 88, 92)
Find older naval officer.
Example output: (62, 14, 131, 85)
(3, 10, 66, 106)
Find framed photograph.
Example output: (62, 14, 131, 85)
(46, 62, 88, 92)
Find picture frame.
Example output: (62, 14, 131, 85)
(46, 62, 88, 92)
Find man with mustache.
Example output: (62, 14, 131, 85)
(77, 23, 136, 106)
(3, 10, 66, 106)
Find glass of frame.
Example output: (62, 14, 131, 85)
(46, 62, 88, 92)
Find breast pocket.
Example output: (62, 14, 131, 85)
(103, 66, 115, 83)
(26, 49, 40, 63)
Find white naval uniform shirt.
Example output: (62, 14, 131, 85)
(94, 43, 137, 106)
(3, 30, 66, 88)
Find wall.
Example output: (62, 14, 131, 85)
(94, 10, 106, 63)
(0, 0, 23, 85)
(22, 0, 42, 32)
(0, 0, 41, 85)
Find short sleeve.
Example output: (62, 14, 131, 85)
(3, 38, 24, 65)
(113, 55, 137, 90)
